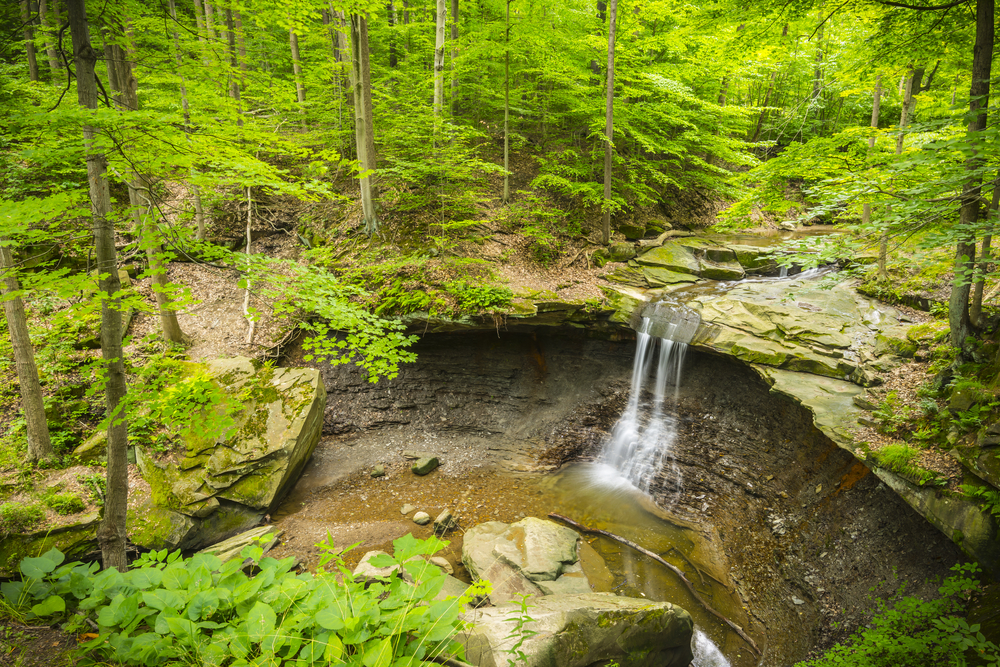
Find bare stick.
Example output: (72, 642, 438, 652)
(548, 513, 762, 657)
(243, 186, 256, 345)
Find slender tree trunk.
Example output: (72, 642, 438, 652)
(433, 0, 446, 121)
(225, 9, 243, 127)
(450, 0, 458, 111)
(387, 3, 397, 68)
(0, 242, 53, 462)
(502, 0, 510, 204)
(971, 178, 1000, 326)
(289, 24, 306, 117)
(21, 0, 40, 82)
(39, 0, 60, 80)
(204, 1, 217, 41)
(243, 187, 255, 345)
(350, 14, 378, 234)
(66, 0, 128, 573)
(601, 0, 618, 246)
(950, 0, 993, 349)
(864, 77, 885, 276)
(192, 0, 207, 41)
(168, 0, 206, 241)
(235, 10, 247, 85)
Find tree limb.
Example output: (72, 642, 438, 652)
(872, 0, 967, 9)
(548, 513, 762, 658)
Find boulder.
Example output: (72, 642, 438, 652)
(635, 243, 700, 276)
(434, 509, 458, 534)
(413, 511, 431, 525)
(0, 512, 99, 578)
(458, 593, 694, 667)
(130, 357, 325, 550)
(73, 430, 107, 464)
(412, 457, 440, 475)
(462, 518, 592, 604)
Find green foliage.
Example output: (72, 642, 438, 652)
(76, 473, 106, 507)
(869, 443, 945, 487)
(4, 536, 481, 667)
(0, 502, 45, 535)
(41, 488, 85, 516)
(503, 594, 539, 667)
(445, 281, 513, 315)
(796, 564, 1000, 667)
(961, 484, 1000, 520)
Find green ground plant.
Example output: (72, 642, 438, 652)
(2, 535, 481, 667)
(795, 564, 1000, 667)
(0, 502, 44, 535)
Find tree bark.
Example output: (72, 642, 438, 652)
(864, 76, 884, 276)
(167, 0, 207, 242)
(204, 1, 217, 42)
(971, 175, 1000, 327)
(225, 8, 243, 128)
(39, 0, 61, 81)
(191, 0, 207, 42)
(433, 0, 446, 120)
(349, 14, 378, 234)
(21, 0, 40, 82)
(601, 0, 618, 246)
(289, 23, 306, 116)
(949, 0, 993, 349)
(450, 0, 458, 111)
(0, 242, 53, 462)
(502, 0, 510, 203)
(66, 0, 129, 573)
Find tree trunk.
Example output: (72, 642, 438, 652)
(896, 65, 924, 154)
(865, 76, 884, 275)
(66, 0, 129, 573)
(290, 24, 306, 114)
(971, 175, 1000, 327)
(192, 0, 207, 42)
(502, 0, 510, 203)
(21, 0, 40, 82)
(204, 1, 217, 42)
(235, 10, 247, 85)
(39, 0, 61, 81)
(0, 242, 53, 462)
(450, 0, 458, 111)
(601, 0, 618, 246)
(949, 0, 993, 350)
(387, 3, 397, 68)
(168, 0, 207, 241)
(225, 8, 243, 128)
(433, 0, 446, 120)
(350, 14, 378, 234)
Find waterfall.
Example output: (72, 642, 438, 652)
(601, 306, 692, 497)
(692, 629, 731, 667)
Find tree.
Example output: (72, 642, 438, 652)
(948, 0, 993, 350)
(20, 0, 40, 83)
(601, 0, 618, 246)
(433, 0, 446, 121)
(65, 0, 129, 573)
(0, 241, 53, 463)
(349, 12, 378, 234)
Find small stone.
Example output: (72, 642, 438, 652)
(852, 396, 879, 411)
(433, 509, 458, 534)
(412, 457, 440, 476)
(429, 556, 454, 574)
(792, 597, 805, 605)
(370, 465, 385, 478)
(400, 504, 416, 515)
(815, 484, 823, 494)
(765, 475, 774, 481)
(413, 512, 431, 526)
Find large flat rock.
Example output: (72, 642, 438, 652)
(459, 593, 694, 667)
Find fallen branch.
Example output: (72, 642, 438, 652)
(548, 512, 761, 658)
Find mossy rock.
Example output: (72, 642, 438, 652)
(698, 259, 745, 281)
(73, 430, 107, 464)
(0, 512, 99, 577)
(133, 357, 326, 549)
(600, 286, 647, 325)
(616, 222, 646, 240)
(875, 330, 918, 358)
(127, 502, 196, 551)
(604, 265, 649, 288)
(731, 245, 778, 274)
(635, 243, 700, 275)
(641, 267, 697, 288)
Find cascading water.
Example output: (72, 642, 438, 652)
(600, 300, 699, 498)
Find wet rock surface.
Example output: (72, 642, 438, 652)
(276, 330, 966, 666)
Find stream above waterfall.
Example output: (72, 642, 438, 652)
(272, 328, 966, 666)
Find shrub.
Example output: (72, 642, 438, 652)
(43, 492, 85, 516)
(795, 564, 1000, 667)
(0, 502, 44, 534)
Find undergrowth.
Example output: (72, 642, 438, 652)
(3, 534, 486, 667)
(796, 564, 1000, 667)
